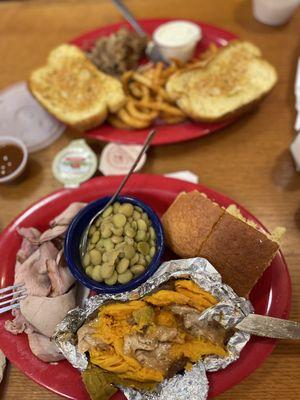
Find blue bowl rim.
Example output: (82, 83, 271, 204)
(64, 195, 164, 294)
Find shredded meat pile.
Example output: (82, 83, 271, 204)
(87, 28, 147, 75)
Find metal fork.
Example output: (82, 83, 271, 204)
(0, 283, 27, 314)
(111, 0, 168, 63)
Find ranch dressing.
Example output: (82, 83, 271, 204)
(154, 21, 201, 47)
(153, 21, 202, 62)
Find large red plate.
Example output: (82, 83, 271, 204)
(0, 174, 291, 399)
(71, 19, 238, 146)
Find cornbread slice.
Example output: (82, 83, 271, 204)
(162, 190, 280, 297)
(29, 44, 126, 131)
(199, 212, 279, 297)
(161, 191, 224, 258)
(166, 41, 277, 122)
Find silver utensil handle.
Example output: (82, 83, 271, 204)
(106, 129, 156, 208)
(235, 314, 300, 340)
(111, 0, 147, 37)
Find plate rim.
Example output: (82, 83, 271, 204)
(70, 18, 239, 146)
(0, 174, 291, 399)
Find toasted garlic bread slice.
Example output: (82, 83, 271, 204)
(29, 44, 126, 130)
(166, 41, 277, 122)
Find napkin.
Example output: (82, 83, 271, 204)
(164, 170, 199, 184)
(291, 58, 300, 170)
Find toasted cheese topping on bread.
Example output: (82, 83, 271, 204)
(29, 44, 126, 131)
(166, 41, 277, 122)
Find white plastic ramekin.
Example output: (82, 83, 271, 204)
(0, 136, 28, 183)
(153, 20, 202, 63)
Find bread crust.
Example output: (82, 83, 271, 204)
(161, 191, 224, 258)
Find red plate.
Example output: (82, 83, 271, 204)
(71, 19, 238, 146)
(0, 175, 291, 399)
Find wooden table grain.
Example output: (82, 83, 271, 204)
(0, 0, 300, 399)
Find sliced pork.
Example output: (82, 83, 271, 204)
(20, 287, 76, 337)
(16, 227, 41, 263)
(4, 308, 34, 335)
(46, 253, 75, 297)
(5, 202, 87, 363)
(50, 202, 86, 227)
(14, 242, 58, 297)
(27, 332, 65, 362)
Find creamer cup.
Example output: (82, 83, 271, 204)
(99, 143, 146, 176)
(52, 139, 97, 187)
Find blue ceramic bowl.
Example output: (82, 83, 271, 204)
(64, 196, 164, 294)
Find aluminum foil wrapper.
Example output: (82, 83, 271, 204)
(54, 258, 253, 400)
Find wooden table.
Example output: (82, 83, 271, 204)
(1, 0, 300, 399)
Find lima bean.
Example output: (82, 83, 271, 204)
(111, 226, 123, 236)
(111, 235, 124, 244)
(91, 265, 104, 282)
(150, 246, 156, 257)
(88, 225, 96, 236)
(90, 249, 102, 266)
(105, 271, 118, 285)
(135, 230, 146, 242)
(100, 224, 112, 239)
(102, 205, 113, 218)
(95, 218, 102, 228)
(133, 210, 141, 221)
(131, 221, 137, 230)
(124, 225, 135, 238)
(149, 227, 156, 240)
(103, 238, 114, 251)
(85, 266, 94, 278)
(138, 255, 147, 266)
(113, 202, 121, 213)
(131, 264, 145, 276)
(101, 263, 115, 279)
(137, 241, 149, 255)
(119, 203, 134, 217)
(130, 253, 139, 266)
(91, 231, 100, 244)
(118, 270, 133, 284)
(141, 212, 149, 222)
(113, 213, 126, 228)
(124, 237, 134, 245)
(137, 219, 147, 231)
(124, 244, 135, 259)
(117, 258, 130, 273)
(83, 253, 90, 267)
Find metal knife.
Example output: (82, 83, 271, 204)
(235, 314, 300, 340)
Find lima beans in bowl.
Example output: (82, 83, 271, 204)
(64, 196, 164, 294)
